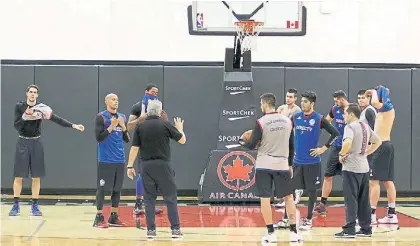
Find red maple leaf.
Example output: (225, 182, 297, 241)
(223, 156, 253, 182)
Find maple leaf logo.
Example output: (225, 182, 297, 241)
(223, 156, 253, 182)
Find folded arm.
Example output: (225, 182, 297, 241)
(14, 104, 25, 131)
(95, 115, 112, 142)
(321, 117, 340, 148)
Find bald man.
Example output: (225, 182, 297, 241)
(93, 94, 130, 228)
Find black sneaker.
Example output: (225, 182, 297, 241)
(356, 229, 372, 237)
(147, 230, 157, 239)
(93, 214, 109, 228)
(172, 229, 183, 238)
(108, 212, 126, 227)
(335, 231, 356, 238)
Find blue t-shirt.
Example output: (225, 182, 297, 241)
(329, 105, 345, 147)
(97, 110, 127, 163)
(142, 93, 158, 113)
(375, 85, 394, 112)
(293, 112, 323, 165)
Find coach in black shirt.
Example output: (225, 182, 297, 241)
(126, 100, 186, 239)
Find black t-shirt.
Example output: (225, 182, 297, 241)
(130, 102, 144, 117)
(132, 115, 183, 161)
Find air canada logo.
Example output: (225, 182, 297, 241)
(217, 151, 256, 191)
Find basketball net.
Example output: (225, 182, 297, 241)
(234, 20, 264, 53)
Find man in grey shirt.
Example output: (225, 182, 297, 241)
(335, 103, 382, 238)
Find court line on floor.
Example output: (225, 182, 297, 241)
(3, 194, 420, 202)
(27, 219, 46, 242)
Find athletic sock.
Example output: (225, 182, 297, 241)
(289, 224, 297, 233)
(371, 206, 376, 215)
(32, 199, 38, 205)
(13, 197, 19, 205)
(266, 224, 274, 233)
(388, 203, 396, 214)
(321, 197, 327, 205)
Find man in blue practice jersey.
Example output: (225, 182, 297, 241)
(314, 90, 349, 214)
(127, 83, 167, 215)
(93, 93, 130, 228)
(275, 91, 339, 231)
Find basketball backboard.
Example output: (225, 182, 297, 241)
(187, 1, 307, 36)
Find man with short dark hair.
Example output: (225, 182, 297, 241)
(275, 88, 303, 208)
(127, 83, 166, 215)
(275, 91, 339, 231)
(357, 89, 377, 174)
(9, 85, 85, 217)
(357, 89, 377, 130)
(335, 103, 382, 238)
(126, 100, 186, 239)
(314, 90, 349, 214)
(240, 93, 302, 243)
(93, 93, 130, 228)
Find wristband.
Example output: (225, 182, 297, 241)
(127, 166, 133, 169)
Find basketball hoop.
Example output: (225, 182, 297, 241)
(234, 20, 264, 53)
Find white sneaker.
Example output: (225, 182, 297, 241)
(294, 190, 303, 205)
(378, 214, 398, 224)
(299, 218, 312, 231)
(274, 219, 289, 229)
(371, 214, 377, 225)
(290, 231, 303, 242)
(261, 233, 277, 243)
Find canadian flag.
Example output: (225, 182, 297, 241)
(286, 20, 299, 29)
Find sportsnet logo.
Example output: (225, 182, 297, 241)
(225, 85, 251, 95)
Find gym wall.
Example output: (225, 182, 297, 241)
(1, 63, 418, 195)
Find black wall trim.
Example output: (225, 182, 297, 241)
(2, 59, 420, 68)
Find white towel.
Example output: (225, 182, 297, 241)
(22, 103, 53, 120)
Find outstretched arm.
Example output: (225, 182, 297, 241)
(50, 114, 73, 128)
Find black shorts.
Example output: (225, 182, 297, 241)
(292, 163, 322, 191)
(97, 163, 125, 191)
(14, 137, 45, 178)
(141, 159, 177, 197)
(370, 141, 394, 181)
(324, 145, 342, 177)
(255, 169, 293, 198)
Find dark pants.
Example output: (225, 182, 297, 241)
(14, 137, 45, 178)
(141, 159, 180, 230)
(342, 171, 371, 232)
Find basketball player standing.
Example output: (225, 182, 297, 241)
(240, 93, 302, 243)
(314, 90, 349, 214)
(275, 91, 339, 231)
(366, 86, 398, 224)
(275, 88, 303, 208)
(127, 84, 166, 215)
(357, 89, 377, 172)
(9, 85, 85, 217)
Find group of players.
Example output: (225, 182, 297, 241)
(9, 84, 175, 228)
(239, 86, 396, 242)
(9, 82, 397, 242)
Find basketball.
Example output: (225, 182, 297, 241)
(241, 129, 253, 141)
